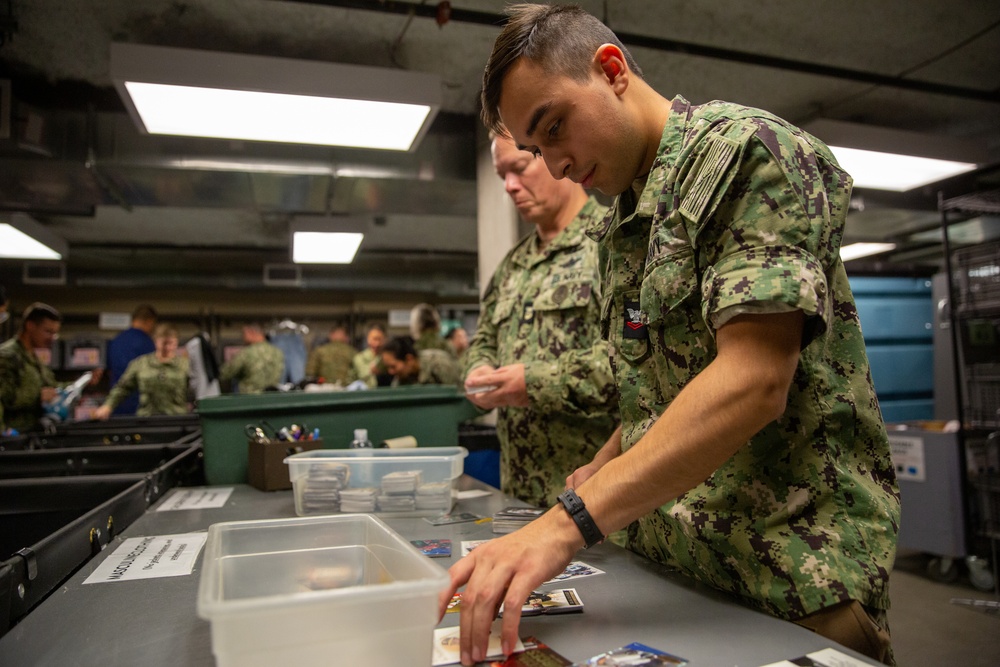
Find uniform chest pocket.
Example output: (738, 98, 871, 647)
(491, 296, 517, 326)
(640, 248, 699, 326)
(532, 281, 596, 350)
(633, 249, 699, 362)
(533, 281, 593, 312)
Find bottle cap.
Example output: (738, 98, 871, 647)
(354, 428, 368, 441)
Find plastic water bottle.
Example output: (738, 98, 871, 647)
(350, 428, 373, 449)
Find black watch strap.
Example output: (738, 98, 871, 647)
(558, 489, 604, 548)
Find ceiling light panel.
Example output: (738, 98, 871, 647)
(111, 43, 441, 151)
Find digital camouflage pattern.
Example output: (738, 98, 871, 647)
(352, 347, 380, 388)
(415, 330, 454, 355)
(219, 341, 284, 394)
(305, 341, 357, 385)
(102, 352, 190, 416)
(0, 338, 60, 432)
(587, 97, 900, 621)
(466, 197, 619, 507)
(392, 348, 461, 387)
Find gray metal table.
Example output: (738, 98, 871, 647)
(0, 478, 879, 666)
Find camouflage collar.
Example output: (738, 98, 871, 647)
(586, 95, 693, 243)
(513, 196, 604, 268)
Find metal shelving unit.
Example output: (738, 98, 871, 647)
(939, 189, 1000, 595)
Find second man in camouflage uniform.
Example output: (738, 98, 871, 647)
(464, 133, 618, 508)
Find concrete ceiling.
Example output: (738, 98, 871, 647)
(1, 0, 999, 295)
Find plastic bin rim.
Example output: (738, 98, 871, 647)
(196, 385, 468, 414)
(284, 446, 468, 464)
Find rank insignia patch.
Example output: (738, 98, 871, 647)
(623, 299, 647, 339)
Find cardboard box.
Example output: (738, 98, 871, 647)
(247, 438, 322, 491)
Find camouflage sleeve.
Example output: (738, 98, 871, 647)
(682, 124, 837, 347)
(463, 268, 503, 378)
(103, 356, 142, 410)
(0, 351, 17, 412)
(219, 351, 243, 384)
(523, 337, 618, 416)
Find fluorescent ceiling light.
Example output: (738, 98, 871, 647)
(803, 119, 985, 192)
(110, 43, 441, 151)
(292, 232, 363, 264)
(0, 214, 67, 260)
(165, 158, 334, 175)
(827, 146, 977, 192)
(840, 242, 897, 262)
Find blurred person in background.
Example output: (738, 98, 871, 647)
(219, 323, 284, 394)
(0, 302, 64, 433)
(93, 323, 190, 419)
(306, 325, 357, 386)
(106, 304, 157, 416)
(410, 303, 452, 355)
(445, 326, 470, 365)
(352, 323, 387, 388)
(381, 335, 460, 387)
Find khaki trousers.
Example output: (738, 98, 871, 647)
(794, 600, 894, 666)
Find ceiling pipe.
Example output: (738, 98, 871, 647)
(276, 0, 1000, 104)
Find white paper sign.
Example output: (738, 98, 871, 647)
(887, 435, 926, 481)
(83, 533, 207, 584)
(156, 487, 234, 511)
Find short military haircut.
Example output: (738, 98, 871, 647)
(153, 323, 179, 340)
(22, 302, 61, 328)
(481, 3, 642, 135)
(367, 323, 386, 334)
(382, 335, 417, 361)
(132, 304, 158, 321)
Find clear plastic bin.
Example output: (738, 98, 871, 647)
(197, 514, 450, 667)
(285, 446, 467, 517)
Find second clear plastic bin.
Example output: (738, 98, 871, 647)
(284, 446, 467, 517)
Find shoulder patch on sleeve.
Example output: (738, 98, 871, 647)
(679, 133, 740, 224)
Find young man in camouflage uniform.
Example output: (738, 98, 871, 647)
(381, 336, 460, 387)
(443, 6, 900, 666)
(93, 324, 190, 418)
(0, 302, 63, 433)
(219, 324, 284, 394)
(463, 133, 618, 508)
(305, 326, 356, 386)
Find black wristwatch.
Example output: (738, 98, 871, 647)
(557, 489, 604, 548)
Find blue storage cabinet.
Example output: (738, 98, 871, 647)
(850, 277, 934, 423)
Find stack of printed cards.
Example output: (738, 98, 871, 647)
(758, 647, 874, 667)
(572, 642, 688, 666)
(500, 588, 584, 616)
(492, 506, 546, 534)
(300, 462, 350, 512)
(425, 512, 483, 526)
(432, 621, 524, 666)
(489, 636, 572, 666)
(338, 486, 377, 512)
(381, 469, 422, 494)
(416, 481, 453, 511)
(410, 539, 452, 558)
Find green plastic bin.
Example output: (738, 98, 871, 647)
(197, 386, 480, 485)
